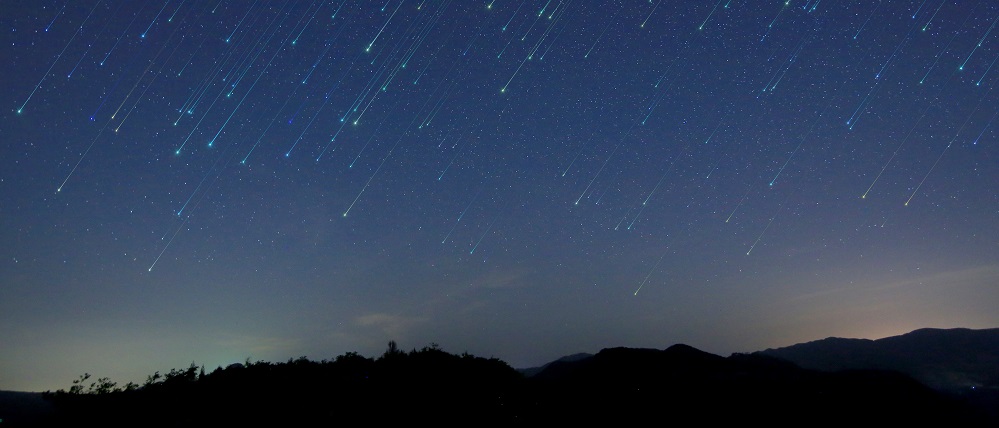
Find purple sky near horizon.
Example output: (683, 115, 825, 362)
(2, 0, 998, 392)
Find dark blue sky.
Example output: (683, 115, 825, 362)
(3, 0, 998, 392)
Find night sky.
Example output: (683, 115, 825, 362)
(3, 0, 998, 392)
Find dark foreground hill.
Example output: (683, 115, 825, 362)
(756, 327, 999, 391)
(0, 391, 52, 426)
(5, 341, 993, 426)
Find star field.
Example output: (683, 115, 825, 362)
(2, 0, 998, 392)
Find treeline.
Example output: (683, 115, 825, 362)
(41, 342, 522, 426)
(28, 342, 993, 426)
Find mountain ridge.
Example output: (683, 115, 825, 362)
(3, 327, 997, 425)
(755, 327, 999, 391)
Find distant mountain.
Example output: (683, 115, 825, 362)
(525, 344, 982, 424)
(756, 327, 999, 391)
(531, 344, 729, 382)
(517, 352, 592, 377)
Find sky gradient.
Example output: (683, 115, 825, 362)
(2, 0, 998, 392)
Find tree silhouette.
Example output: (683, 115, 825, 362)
(385, 340, 400, 356)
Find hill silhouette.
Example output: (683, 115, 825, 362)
(5, 339, 992, 426)
(516, 352, 591, 377)
(525, 344, 982, 425)
(756, 327, 999, 391)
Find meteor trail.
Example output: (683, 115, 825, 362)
(634, 251, 667, 296)
(977, 52, 999, 86)
(922, 0, 947, 32)
(442, 191, 480, 244)
(367, 0, 405, 52)
(141, 0, 172, 39)
(725, 186, 751, 223)
(905, 84, 995, 205)
(57, 120, 112, 193)
(45, 1, 69, 32)
(770, 85, 842, 187)
(854, 1, 881, 40)
(18, 0, 104, 113)
(959, 13, 999, 71)
(344, 110, 423, 217)
(148, 215, 188, 272)
(698, 0, 724, 31)
(905, 140, 951, 206)
(583, 4, 621, 59)
(561, 134, 594, 177)
(862, 80, 953, 199)
(641, 1, 661, 29)
(747, 191, 793, 256)
(470, 217, 498, 254)
(575, 143, 620, 206)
